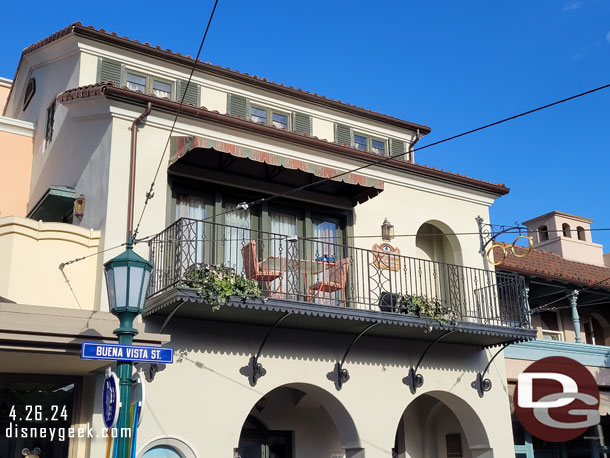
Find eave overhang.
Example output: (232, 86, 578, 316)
(144, 288, 536, 348)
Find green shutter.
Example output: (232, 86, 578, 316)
(293, 112, 311, 135)
(390, 138, 406, 158)
(335, 123, 352, 146)
(227, 93, 247, 119)
(178, 80, 199, 106)
(98, 58, 122, 86)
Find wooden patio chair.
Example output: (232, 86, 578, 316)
(241, 240, 284, 298)
(307, 258, 350, 305)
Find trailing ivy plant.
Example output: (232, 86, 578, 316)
(399, 294, 457, 329)
(181, 264, 262, 310)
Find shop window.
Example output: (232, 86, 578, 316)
(143, 446, 182, 458)
(538, 225, 549, 242)
(139, 438, 197, 458)
(562, 223, 571, 237)
(0, 377, 76, 458)
(577, 226, 586, 241)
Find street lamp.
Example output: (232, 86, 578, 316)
(104, 238, 152, 457)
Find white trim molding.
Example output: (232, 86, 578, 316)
(0, 116, 36, 137)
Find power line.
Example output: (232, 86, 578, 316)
(133, 0, 220, 240)
(195, 82, 610, 224)
(530, 274, 610, 314)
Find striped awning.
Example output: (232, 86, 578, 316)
(169, 135, 384, 190)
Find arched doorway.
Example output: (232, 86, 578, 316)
(393, 392, 490, 458)
(414, 222, 463, 312)
(236, 383, 361, 458)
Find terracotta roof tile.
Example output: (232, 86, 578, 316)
(15, 22, 432, 133)
(56, 82, 508, 195)
(494, 243, 610, 290)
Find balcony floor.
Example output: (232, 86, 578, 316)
(144, 287, 536, 347)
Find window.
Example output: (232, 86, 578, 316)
(45, 99, 56, 143)
(143, 446, 182, 458)
(249, 105, 289, 130)
(126, 72, 173, 98)
(538, 225, 549, 242)
(353, 132, 386, 155)
(153, 80, 172, 99)
(562, 223, 571, 237)
(23, 77, 36, 111)
(577, 226, 586, 241)
(127, 73, 146, 92)
(139, 438, 196, 458)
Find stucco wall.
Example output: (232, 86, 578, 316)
(0, 216, 101, 309)
(85, 318, 516, 458)
(0, 126, 34, 217)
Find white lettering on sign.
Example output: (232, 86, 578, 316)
(96, 346, 124, 358)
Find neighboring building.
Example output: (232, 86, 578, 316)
(0, 77, 34, 217)
(0, 22, 536, 458)
(496, 213, 610, 458)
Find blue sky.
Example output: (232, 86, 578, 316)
(2, 1, 609, 249)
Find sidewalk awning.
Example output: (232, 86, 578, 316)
(168, 136, 384, 208)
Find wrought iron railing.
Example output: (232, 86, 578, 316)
(147, 218, 530, 328)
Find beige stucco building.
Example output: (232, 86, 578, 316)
(0, 23, 537, 458)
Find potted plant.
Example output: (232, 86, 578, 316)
(399, 294, 456, 328)
(181, 264, 262, 310)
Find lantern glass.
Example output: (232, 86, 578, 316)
(105, 267, 117, 311)
(128, 266, 144, 310)
(113, 266, 129, 309)
(381, 218, 394, 241)
(104, 247, 153, 314)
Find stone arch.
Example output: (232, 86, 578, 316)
(415, 220, 463, 266)
(236, 382, 362, 455)
(393, 390, 491, 458)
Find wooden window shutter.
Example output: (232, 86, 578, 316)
(227, 93, 247, 119)
(177, 80, 199, 106)
(334, 123, 352, 146)
(98, 58, 122, 86)
(292, 112, 312, 135)
(389, 138, 406, 159)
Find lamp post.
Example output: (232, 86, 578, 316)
(104, 237, 152, 457)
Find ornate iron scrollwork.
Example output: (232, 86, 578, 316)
(471, 340, 517, 397)
(403, 330, 455, 394)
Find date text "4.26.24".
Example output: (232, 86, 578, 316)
(8, 405, 68, 422)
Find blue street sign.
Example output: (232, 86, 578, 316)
(81, 342, 174, 364)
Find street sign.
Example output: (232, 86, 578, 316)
(81, 342, 174, 364)
(102, 368, 120, 428)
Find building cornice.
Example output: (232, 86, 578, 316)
(0, 116, 35, 137)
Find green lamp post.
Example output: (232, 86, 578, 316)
(104, 237, 152, 457)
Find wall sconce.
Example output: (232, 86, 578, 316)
(255, 397, 267, 413)
(74, 194, 86, 221)
(381, 218, 394, 241)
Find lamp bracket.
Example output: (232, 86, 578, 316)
(333, 322, 379, 390)
(471, 340, 517, 397)
(403, 330, 455, 394)
(246, 312, 292, 386)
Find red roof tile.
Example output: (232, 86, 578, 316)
(494, 243, 610, 290)
(57, 82, 509, 195)
(18, 22, 431, 134)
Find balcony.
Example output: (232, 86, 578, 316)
(144, 218, 535, 345)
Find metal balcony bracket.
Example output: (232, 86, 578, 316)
(244, 312, 292, 386)
(403, 330, 456, 394)
(333, 322, 379, 391)
(471, 340, 517, 397)
(476, 215, 524, 256)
